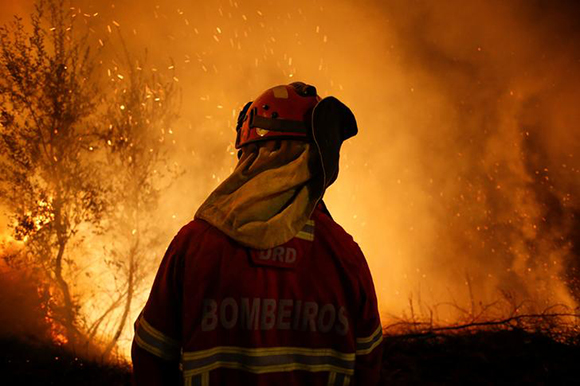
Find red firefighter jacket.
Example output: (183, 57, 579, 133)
(132, 207, 383, 385)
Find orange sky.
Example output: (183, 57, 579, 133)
(1, 0, 579, 354)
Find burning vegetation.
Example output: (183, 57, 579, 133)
(0, 0, 580, 383)
(0, 0, 178, 360)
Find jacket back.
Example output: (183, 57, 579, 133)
(134, 207, 383, 386)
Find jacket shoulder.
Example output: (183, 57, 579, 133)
(313, 209, 366, 267)
(176, 218, 212, 238)
(173, 218, 232, 249)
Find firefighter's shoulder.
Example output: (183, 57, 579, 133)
(176, 218, 212, 236)
(172, 218, 227, 250)
(173, 218, 210, 240)
(312, 208, 367, 270)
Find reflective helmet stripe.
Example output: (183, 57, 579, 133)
(249, 114, 308, 134)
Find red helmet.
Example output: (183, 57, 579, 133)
(235, 82, 320, 149)
(235, 82, 359, 190)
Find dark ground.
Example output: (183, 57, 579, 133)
(2, 329, 580, 385)
(0, 337, 131, 386)
(382, 329, 580, 385)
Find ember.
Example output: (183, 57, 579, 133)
(1, 0, 579, 369)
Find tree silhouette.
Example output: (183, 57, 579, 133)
(0, 0, 106, 345)
(0, 0, 179, 357)
(90, 37, 179, 359)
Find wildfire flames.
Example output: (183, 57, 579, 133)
(1, 0, 579, 361)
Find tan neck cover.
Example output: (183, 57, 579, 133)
(195, 142, 319, 250)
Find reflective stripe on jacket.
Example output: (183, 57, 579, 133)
(133, 207, 383, 385)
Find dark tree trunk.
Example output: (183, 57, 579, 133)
(102, 237, 138, 359)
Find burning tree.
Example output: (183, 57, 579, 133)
(87, 40, 179, 358)
(0, 0, 106, 345)
(0, 0, 179, 357)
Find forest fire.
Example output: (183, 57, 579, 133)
(43, 291, 69, 346)
(1, 1, 580, 382)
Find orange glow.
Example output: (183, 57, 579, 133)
(1, 0, 579, 361)
(42, 290, 69, 346)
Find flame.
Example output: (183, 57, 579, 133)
(33, 199, 55, 230)
(1, 0, 580, 361)
(41, 287, 69, 346)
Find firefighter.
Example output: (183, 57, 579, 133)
(132, 82, 383, 385)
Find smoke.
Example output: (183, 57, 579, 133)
(352, 0, 580, 318)
(1, 0, 579, 354)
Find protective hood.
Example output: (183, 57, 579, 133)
(311, 96, 358, 191)
(195, 85, 358, 249)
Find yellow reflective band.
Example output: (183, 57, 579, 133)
(328, 371, 351, 386)
(182, 346, 354, 362)
(135, 333, 178, 361)
(355, 335, 383, 356)
(181, 345, 355, 377)
(296, 219, 315, 241)
(187, 372, 210, 386)
(356, 325, 382, 344)
(327, 372, 337, 386)
(138, 315, 180, 347)
(182, 362, 354, 378)
(355, 324, 383, 355)
(273, 86, 289, 99)
(134, 314, 180, 361)
(296, 231, 314, 241)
